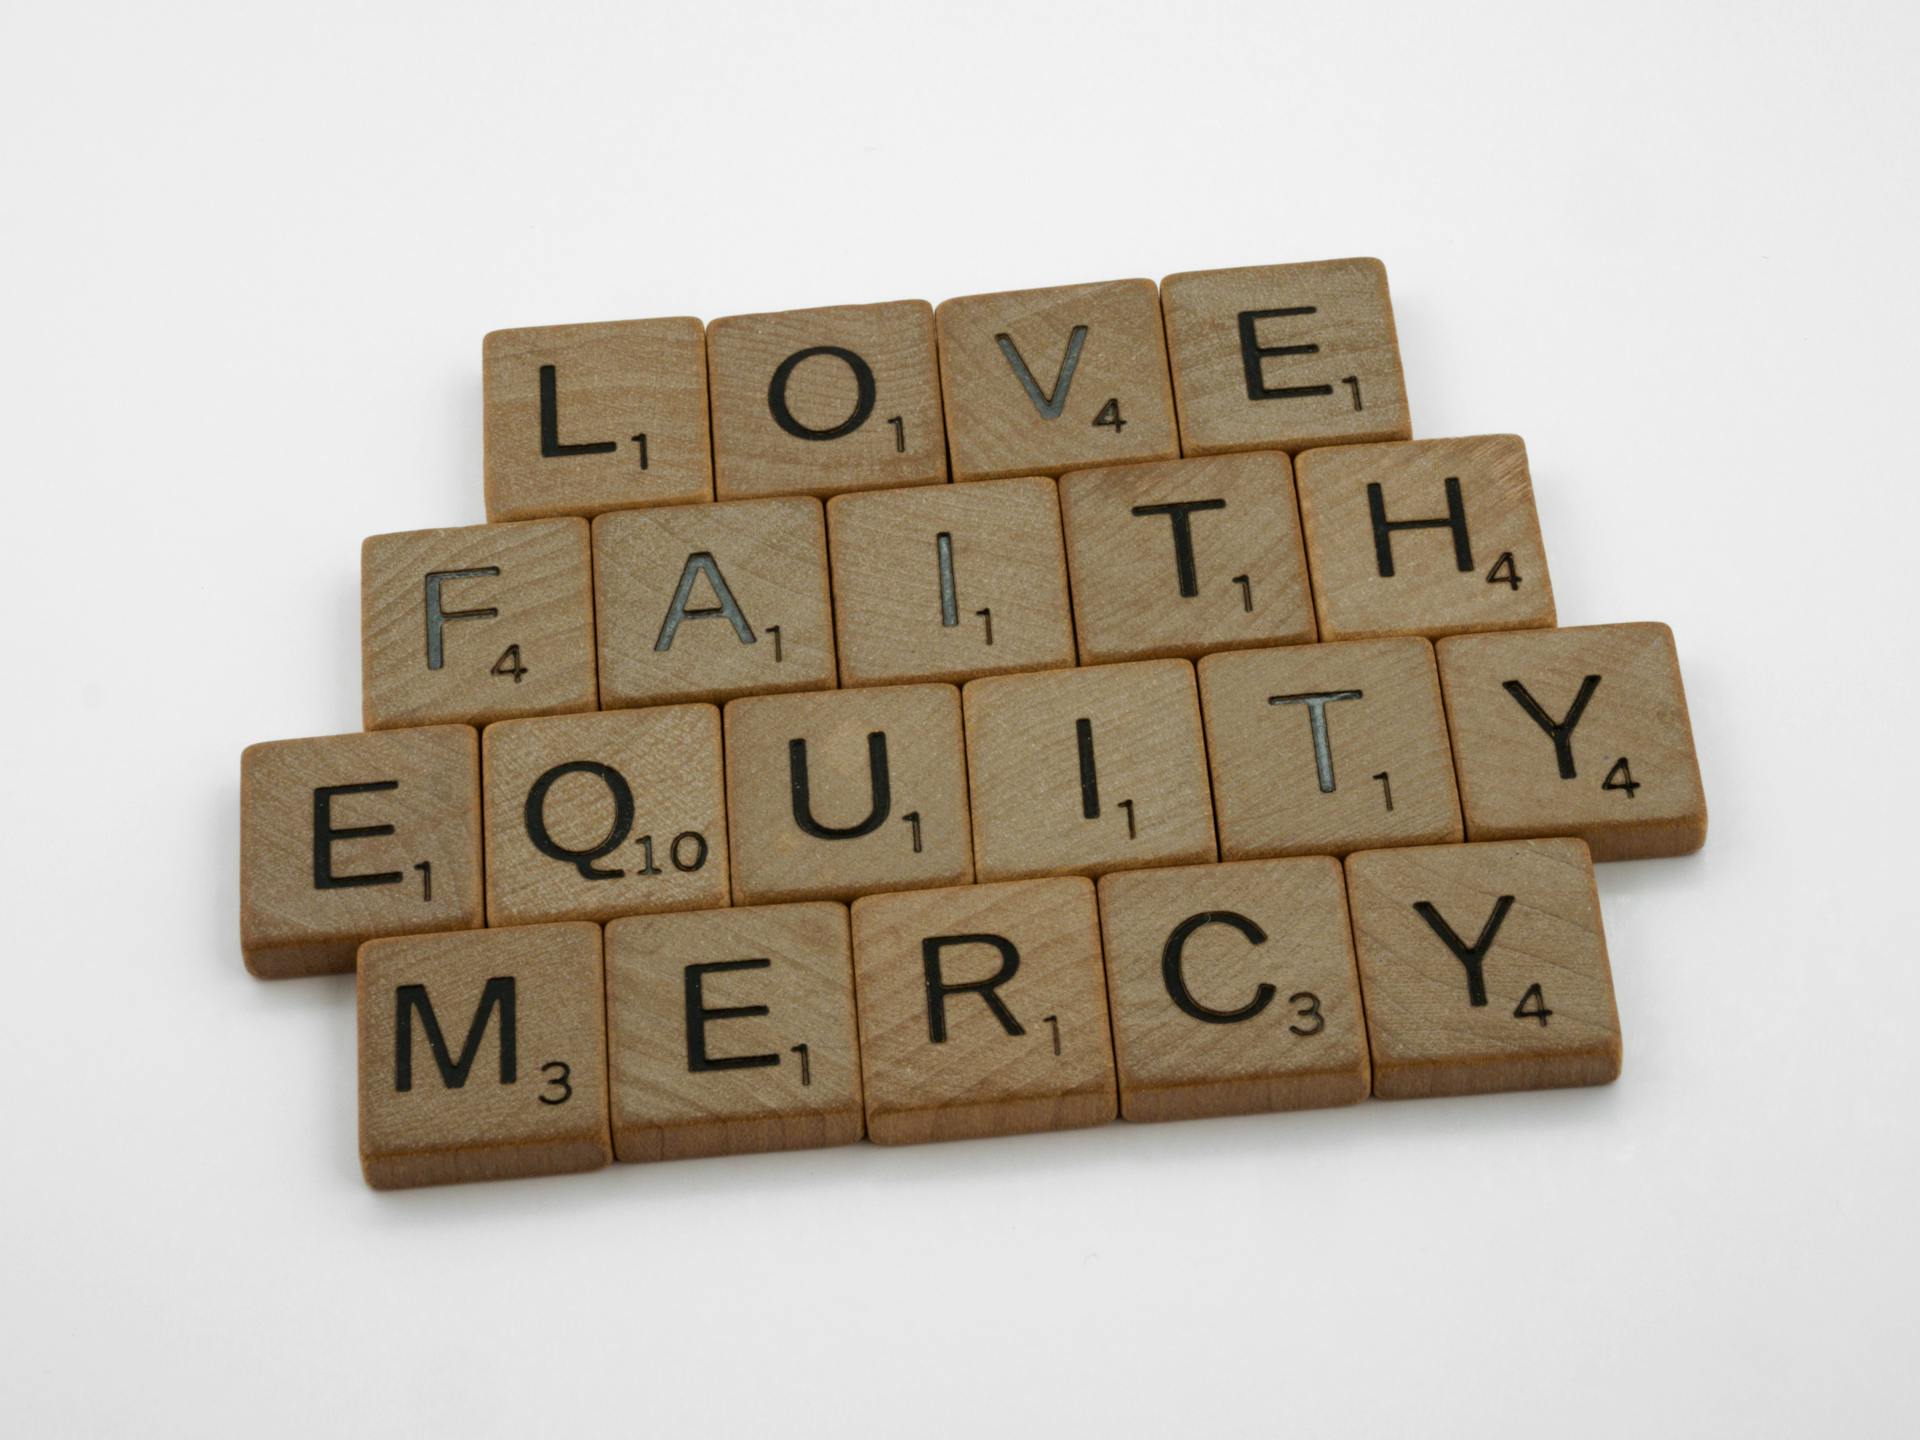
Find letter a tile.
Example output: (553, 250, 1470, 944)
(358, 922, 612, 1188)
(935, 279, 1179, 481)
(1345, 839, 1622, 1099)
(1436, 622, 1707, 860)
(851, 877, 1116, 1144)
(605, 903, 863, 1161)
(593, 496, 836, 707)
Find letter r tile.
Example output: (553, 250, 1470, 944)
(851, 877, 1116, 1144)
(358, 922, 612, 1188)
(1161, 258, 1411, 455)
(935, 279, 1179, 481)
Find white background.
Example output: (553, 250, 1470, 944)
(3, 2, 1915, 1434)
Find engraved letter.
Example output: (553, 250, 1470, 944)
(1268, 690, 1365, 793)
(1161, 910, 1275, 1024)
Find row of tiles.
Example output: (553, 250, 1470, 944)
(242, 626, 1707, 980)
(481, 259, 1413, 523)
(366, 440, 1556, 731)
(358, 840, 1622, 1190)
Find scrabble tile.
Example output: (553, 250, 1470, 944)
(1160, 258, 1411, 455)
(483, 318, 712, 522)
(850, 877, 1116, 1144)
(1058, 452, 1316, 664)
(935, 278, 1179, 481)
(826, 476, 1075, 686)
(1198, 638, 1462, 858)
(962, 660, 1215, 882)
(1345, 838, 1622, 1099)
(594, 496, 836, 708)
(362, 518, 597, 730)
(707, 300, 946, 500)
(1097, 858, 1369, 1122)
(240, 726, 483, 979)
(725, 683, 973, 904)
(604, 902, 863, 1161)
(481, 706, 728, 927)
(358, 922, 612, 1188)
(1296, 435, 1556, 641)
(1436, 622, 1708, 860)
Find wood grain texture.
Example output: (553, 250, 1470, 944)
(1161, 258, 1411, 455)
(935, 278, 1178, 481)
(361, 518, 597, 730)
(1198, 637, 1463, 859)
(1296, 435, 1557, 641)
(962, 660, 1216, 882)
(593, 496, 835, 708)
(1345, 838, 1621, 1099)
(1059, 452, 1316, 664)
(850, 877, 1116, 1144)
(1098, 858, 1368, 1122)
(708, 300, 946, 499)
(240, 725, 483, 978)
(826, 476, 1075, 686)
(481, 705, 728, 927)
(604, 902, 863, 1162)
(357, 922, 612, 1189)
(724, 683, 973, 904)
(1435, 622, 1708, 860)
(483, 318, 712, 521)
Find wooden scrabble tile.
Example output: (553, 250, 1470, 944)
(483, 318, 712, 522)
(1097, 858, 1369, 1122)
(481, 706, 728, 927)
(1295, 435, 1556, 641)
(962, 660, 1215, 882)
(1435, 622, 1707, 860)
(240, 725, 483, 979)
(707, 300, 946, 500)
(1160, 258, 1411, 455)
(826, 476, 1075, 686)
(1345, 838, 1621, 1098)
(1198, 638, 1462, 858)
(725, 683, 973, 904)
(935, 278, 1179, 481)
(1058, 452, 1316, 664)
(593, 496, 836, 708)
(850, 877, 1116, 1144)
(362, 518, 597, 730)
(604, 902, 862, 1161)
(358, 921, 612, 1188)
